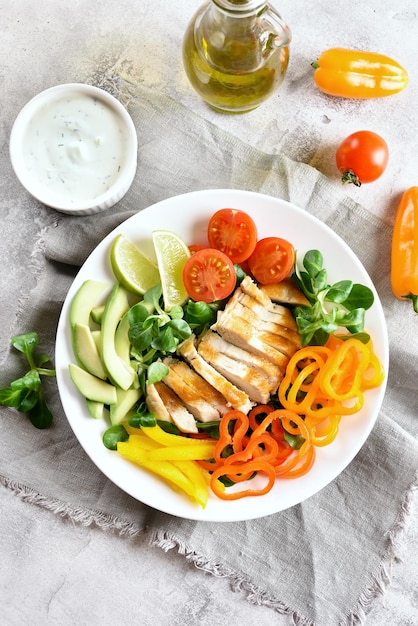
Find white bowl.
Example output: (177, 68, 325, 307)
(10, 83, 138, 215)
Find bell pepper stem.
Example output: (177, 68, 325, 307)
(403, 294, 418, 314)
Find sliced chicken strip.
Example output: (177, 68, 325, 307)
(146, 380, 171, 422)
(197, 334, 271, 404)
(259, 278, 310, 306)
(162, 357, 224, 422)
(226, 300, 300, 354)
(240, 276, 299, 330)
(235, 291, 300, 340)
(178, 336, 254, 414)
(146, 380, 198, 434)
(212, 307, 291, 367)
(167, 359, 230, 418)
(198, 331, 284, 393)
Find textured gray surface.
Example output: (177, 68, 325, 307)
(0, 1, 417, 624)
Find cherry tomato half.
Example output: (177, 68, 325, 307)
(247, 237, 295, 285)
(182, 248, 236, 303)
(207, 208, 258, 264)
(188, 244, 206, 255)
(335, 130, 389, 186)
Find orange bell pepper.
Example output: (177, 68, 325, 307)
(312, 48, 408, 98)
(391, 187, 418, 313)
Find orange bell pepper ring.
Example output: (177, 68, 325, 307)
(210, 460, 276, 500)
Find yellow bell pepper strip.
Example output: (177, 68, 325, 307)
(312, 48, 408, 98)
(146, 441, 216, 461)
(123, 433, 160, 451)
(172, 460, 210, 507)
(117, 437, 210, 508)
(140, 423, 214, 447)
(391, 186, 418, 313)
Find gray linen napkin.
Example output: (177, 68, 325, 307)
(1, 84, 417, 626)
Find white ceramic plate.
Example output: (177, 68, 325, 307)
(55, 189, 389, 522)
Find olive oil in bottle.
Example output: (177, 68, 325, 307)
(182, 0, 291, 114)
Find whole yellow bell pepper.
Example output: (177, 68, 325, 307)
(391, 187, 418, 313)
(312, 48, 408, 98)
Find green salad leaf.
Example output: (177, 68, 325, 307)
(292, 250, 374, 346)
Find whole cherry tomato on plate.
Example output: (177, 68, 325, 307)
(335, 130, 389, 186)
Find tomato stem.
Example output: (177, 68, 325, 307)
(341, 169, 362, 187)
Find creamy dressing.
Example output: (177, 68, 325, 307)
(22, 92, 129, 204)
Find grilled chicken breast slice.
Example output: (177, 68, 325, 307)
(167, 359, 231, 418)
(198, 331, 284, 393)
(197, 334, 271, 404)
(240, 276, 299, 330)
(235, 291, 300, 340)
(162, 357, 226, 422)
(259, 278, 310, 306)
(225, 300, 300, 355)
(146, 380, 171, 422)
(212, 307, 290, 367)
(146, 380, 198, 433)
(178, 336, 254, 414)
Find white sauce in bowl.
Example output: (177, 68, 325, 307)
(10, 83, 137, 214)
(22, 93, 128, 203)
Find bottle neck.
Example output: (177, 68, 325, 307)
(211, 0, 268, 17)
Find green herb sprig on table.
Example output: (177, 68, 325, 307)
(0, 332, 55, 429)
(292, 250, 375, 347)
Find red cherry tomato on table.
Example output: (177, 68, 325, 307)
(207, 208, 258, 264)
(335, 130, 389, 186)
(247, 237, 295, 285)
(182, 248, 236, 303)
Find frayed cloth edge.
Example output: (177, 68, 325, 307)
(340, 471, 418, 626)
(0, 475, 145, 538)
(150, 474, 418, 626)
(149, 527, 314, 626)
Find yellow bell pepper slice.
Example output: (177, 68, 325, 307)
(140, 423, 215, 447)
(172, 460, 209, 508)
(117, 437, 211, 508)
(146, 442, 216, 461)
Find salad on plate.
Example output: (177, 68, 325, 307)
(55, 189, 388, 522)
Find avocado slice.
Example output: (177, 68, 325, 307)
(110, 387, 142, 425)
(70, 280, 110, 331)
(86, 399, 106, 420)
(90, 304, 105, 325)
(69, 363, 117, 405)
(72, 323, 107, 380)
(115, 311, 131, 365)
(101, 284, 136, 390)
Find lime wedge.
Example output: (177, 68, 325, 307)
(110, 234, 160, 295)
(152, 230, 191, 309)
